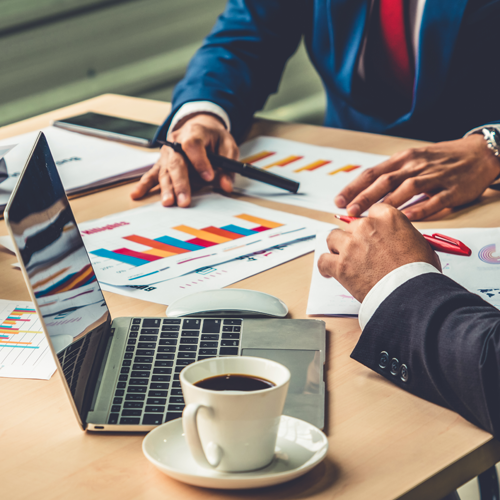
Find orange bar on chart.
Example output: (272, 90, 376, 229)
(294, 160, 331, 173)
(173, 226, 231, 244)
(235, 214, 283, 229)
(328, 164, 361, 176)
(240, 151, 275, 163)
(262, 155, 303, 170)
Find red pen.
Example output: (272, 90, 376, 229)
(334, 215, 472, 257)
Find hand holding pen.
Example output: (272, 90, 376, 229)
(335, 214, 471, 256)
(130, 114, 298, 207)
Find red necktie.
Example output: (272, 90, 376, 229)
(376, 0, 414, 97)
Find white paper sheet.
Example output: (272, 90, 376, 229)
(235, 136, 389, 214)
(80, 193, 333, 286)
(0, 299, 56, 380)
(0, 127, 159, 209)
(100, 235, 319, 306)
(307, 228, 500, 316)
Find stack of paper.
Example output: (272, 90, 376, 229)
(0, 126, 159, 211)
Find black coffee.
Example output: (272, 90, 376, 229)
(194, 374, 275, 392)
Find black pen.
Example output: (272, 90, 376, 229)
(157, 139, 300, 194)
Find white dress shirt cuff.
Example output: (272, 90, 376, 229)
(464, 123, 500, 137)
(168, 101, 231, 136)
(358, 262, 441, 330)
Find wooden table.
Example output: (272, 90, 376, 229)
(1, 94, 500, 500)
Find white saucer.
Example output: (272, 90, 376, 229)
(142, 415, 329, 489)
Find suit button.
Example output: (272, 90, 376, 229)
(400, 364, 409, 382)
(379, 351, 389, 369)
(390, 358, 400, 376)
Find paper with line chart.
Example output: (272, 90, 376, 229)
(80, 193, 333, 286)
(235, 136, 389, 214)
(0, 299, 56, 379)
(307, 228, 500, 316)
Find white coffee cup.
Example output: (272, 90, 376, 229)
(180, 356, 290, 472)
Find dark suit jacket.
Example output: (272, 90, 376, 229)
(351, 273, 500, 436)
(155, 0, 500, 144)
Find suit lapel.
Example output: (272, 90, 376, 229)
(411, 0, 469, 115)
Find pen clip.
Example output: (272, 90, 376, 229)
(427, 233, 472, 256)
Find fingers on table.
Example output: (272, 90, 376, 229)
(401, 192, 451, 221)
(130, 163, 160, 200)
(317, 229, 352, 278)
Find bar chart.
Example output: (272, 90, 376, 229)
(236, 136, 389, 215)
(90, 213, 284, 267)
(0, 299, 56, 379)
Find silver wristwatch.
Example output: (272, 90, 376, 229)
(477, 127, 500, 157)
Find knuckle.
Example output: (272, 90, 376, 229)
(360, 168, 377, 183)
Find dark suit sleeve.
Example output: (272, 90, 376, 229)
(154, 0, 309, 143)
(351, 273, 500, 436)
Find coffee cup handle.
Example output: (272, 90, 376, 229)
(183, 403, 223, 469)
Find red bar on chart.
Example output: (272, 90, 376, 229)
(186, 238, 217, 248)
(262, 155, 303, 170)
(294, 160, 331, 173)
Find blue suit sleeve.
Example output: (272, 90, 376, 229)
(154, 0, 309, 143)
(351, 273, 500, 437)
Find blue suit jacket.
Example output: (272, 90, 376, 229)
(156, 0, 500, 143)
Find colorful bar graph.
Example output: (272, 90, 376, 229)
(173, 225, 232, 244)
(201, 226, 244, 240)
(92, 248, 150, 266)
(221, 224, 257, 236)
(90, 213, 284, 267)
(240, 151, 275, 163)
(115, 248, 162, 262)
(294, 160, 331, 173)
(262, 155, 303, 170)
(124, 235, 189, 255)
(235, 214, 283, 229)
(0, 306, 43, 351)
(328, 164, 360, 176)
(155, 235, 204, 251)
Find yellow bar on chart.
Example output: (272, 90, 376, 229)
(294, 160, 331, 173)
(173, 226, 231, 244)
(3, 320, 16, 325)
(235, 214, 283, 229)
(144, 248, 176, 258)
(328, 164, 361, 176)
(240, 151, 275, 163)
(262, 155, 303, 170)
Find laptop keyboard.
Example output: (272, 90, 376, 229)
(108, 317, 242, 426)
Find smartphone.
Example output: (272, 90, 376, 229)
(52, 112, 159, 147)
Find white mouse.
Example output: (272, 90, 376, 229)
(165, 289, 288, 318)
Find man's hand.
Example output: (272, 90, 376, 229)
(317, 204, 441, 302)
(334, 134, 500, 220)
(130, 113, 238, 207)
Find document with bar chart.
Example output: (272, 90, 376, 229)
(235, 136, 389, 214)
(0, 299, 56, 379)
(80, 193, 333, 286)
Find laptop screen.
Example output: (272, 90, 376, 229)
(5, 132, 111, 424)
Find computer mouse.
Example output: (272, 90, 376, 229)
(165, 289, 288, 318)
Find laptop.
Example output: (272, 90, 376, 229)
(5, 132, 326, 431)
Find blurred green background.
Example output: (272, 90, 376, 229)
(1, 0, 326, 127)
